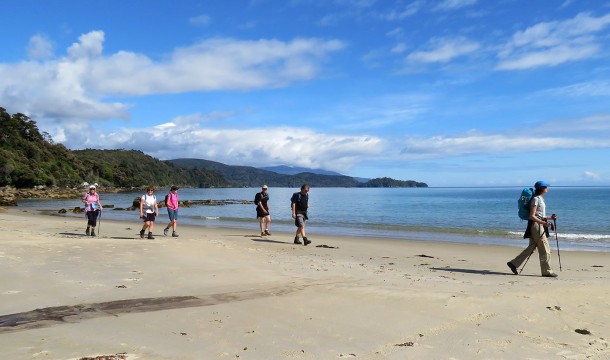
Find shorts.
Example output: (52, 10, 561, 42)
(143, 213, 156, 222)
(294, 213, 307, 228)
(167, 208, 178, 221)
(257, 209, 270, 218)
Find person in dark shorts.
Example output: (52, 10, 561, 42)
(255, 185, 271, 236)
(139, 186, 159, 239)
(291, 184, 310, 245)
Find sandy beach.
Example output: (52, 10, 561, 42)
(0, 207, 608, 360)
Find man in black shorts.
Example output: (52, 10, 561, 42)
(291, 184, 310, 245)
(255, 185, 271, 236)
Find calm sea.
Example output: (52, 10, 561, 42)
(17, 187, 610, 252)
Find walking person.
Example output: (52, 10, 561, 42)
(291, 184, 311, 246)
(163, 185, 180, 237)
(507, 181, 558, 277)
(139, 186, 159, 239)
(255, 185, 271, 237)
(82, 185, 102, 236)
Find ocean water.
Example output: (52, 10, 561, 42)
(16, 187, 610, 252)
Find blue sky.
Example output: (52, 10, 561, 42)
(2, 0, 610, 186)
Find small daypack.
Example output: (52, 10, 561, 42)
(517, 187, 534, 220)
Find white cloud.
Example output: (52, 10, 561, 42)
(399, 132, 610, 159)
(189, 14, 212, 26)
(382, 1, 424, 20)
(433, 0, 477, 11)
(545, 80, 610, 97)
(496, 12, 610, 70)
(66, 118, 385, 173)
(0, 31, 345, 121)
(583, 171, 601, 180)
(407, 37, 480, 63)
(27, 35, 54, 60)
(68, 31, 105, 58)
(391, 42, 407, 54)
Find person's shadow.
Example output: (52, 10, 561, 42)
(431, 267, 518, 276)
(251, 238, 292, 245)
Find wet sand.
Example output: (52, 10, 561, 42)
(0, 207, 608, 359)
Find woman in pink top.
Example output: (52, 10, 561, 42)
(163, 185, 179, 237)
(82, 185, 102, 236)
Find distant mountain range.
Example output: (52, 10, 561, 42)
(260, 165, 370, 183)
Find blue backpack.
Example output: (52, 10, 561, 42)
(517, 187, 534, 220)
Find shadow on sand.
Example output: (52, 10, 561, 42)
(431, 267, 521, 276)
(251, 238, 293, 245)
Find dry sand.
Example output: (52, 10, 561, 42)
(0, 207, 608, 359)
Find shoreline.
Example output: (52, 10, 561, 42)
(12, 204, 610, 253)
(1, 207, 608, 359)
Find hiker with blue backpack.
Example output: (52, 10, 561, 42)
(507, 181, 558, 277)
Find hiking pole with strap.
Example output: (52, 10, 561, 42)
(97, 210, 101, 236)
(553, 218, 562, 271)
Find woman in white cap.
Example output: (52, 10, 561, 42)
(507, 180, 558, 277)
(82, 185, 102, 236)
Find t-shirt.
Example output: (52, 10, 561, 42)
(255, 191, 269, 211)
(291, 191, 308, 214)
(532, 196, 545, 219)
(166, 192, 179, 210)
(83, 193, 99, 212)
(141, 194, 157, 214)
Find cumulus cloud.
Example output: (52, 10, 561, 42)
(407, 37, 480, 63)
(65, 116, 385, 172)
(0, 31, 345, 121)
(496, 12, 610, 70)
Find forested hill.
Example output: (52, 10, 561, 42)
(167, 158, 362, 188)
(0, 107, 427, 189)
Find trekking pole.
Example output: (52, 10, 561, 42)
(519, 242, 537, 274)
(553, 219, 562, 271)
(519, 222, 542, 274)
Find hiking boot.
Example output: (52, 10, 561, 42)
(294, 236, 302, 245)
(86, 227, 90, 236)
(261, 231, 266, 237)
(90, 229, 95, 237)
(147, 232, 154, 240)
(543, 273, 558, 278)
(303, 237, 311, 246)
(507, 262, 518, 275)
(265, 229, 271, 236)
(164, 228, 169, 236)
(172, 231, 179, 237)
(140, 229, 145, 239)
